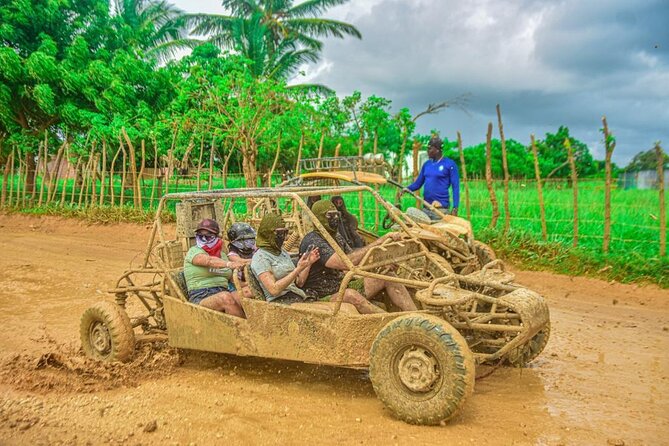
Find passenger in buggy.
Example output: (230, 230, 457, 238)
(250, 213, 320, 304)
(183, 218, 246, 317)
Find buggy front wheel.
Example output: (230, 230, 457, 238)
(369, 314, 475, 425)
(80, 301, 135, 362)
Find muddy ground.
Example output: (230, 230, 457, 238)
(0, 214, 667, 446)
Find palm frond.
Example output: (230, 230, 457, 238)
(284, 17, 361, 39)
(287, 0, 351, 18)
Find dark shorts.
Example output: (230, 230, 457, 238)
(188, 286, 228, 305)
(314, 278, 366, 301)
(422, 207, 445, 221)
(271, 291, 313, 305)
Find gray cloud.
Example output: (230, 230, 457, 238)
(174, 0, 669, 165)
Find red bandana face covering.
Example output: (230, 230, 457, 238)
(198, 236, 223, 258)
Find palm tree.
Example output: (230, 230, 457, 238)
(186, 0, 361, 80)
(112, 0, 198, 62)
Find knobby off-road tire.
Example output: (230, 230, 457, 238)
(369, 314, 475, 425)
(506, 322, 551, 367)
(473, 240, 498, 268)
(80, 301, 135, 363)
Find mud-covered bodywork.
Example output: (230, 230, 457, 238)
(84, 185, 550, 425)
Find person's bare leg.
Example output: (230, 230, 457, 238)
(385, 282, 417, 311)
(332, 289, 385, 314)
(365, 277, 416, 312)
(200, 292, 246, 318)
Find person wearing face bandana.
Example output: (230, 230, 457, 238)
(226, 223, 258, 298)
(331, 195, 365, 248)
(299, 200, 417, 314)
(184, 219, 246, 317)
(251, 213, 320, 304)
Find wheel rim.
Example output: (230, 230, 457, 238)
(89, 321, 111, 356)
(396, 346, 440, 393)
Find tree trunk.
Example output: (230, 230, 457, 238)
(485, 122, 500, 229)
(496, 105, 511, 234)
(564, 138, 579, 247)
(530, 135, 547, 241)
(334, 143, 341, 158)
(456, 132, 471, 221)
(242, 140, 259, 188)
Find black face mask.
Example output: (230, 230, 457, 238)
(275, 229, 288, 249)
(326, 212, 341, 229)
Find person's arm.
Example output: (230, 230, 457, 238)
(406, 163, 426, 192)
(325, 233, 401, 270)
(296, 248, 319, 287)
(450, 162, 460, 212)
(258, 252, 317, 296)
(228, 252, 252, 265)
(192, 253, 245, 270)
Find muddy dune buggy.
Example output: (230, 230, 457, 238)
(281, 155, 498, 276)
(80, 185, 550, 425)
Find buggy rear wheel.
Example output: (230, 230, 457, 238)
(369, 314, 475, 425)
(80, 301, 135, 362)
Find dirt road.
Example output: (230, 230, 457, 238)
(0, 214, 667, 445)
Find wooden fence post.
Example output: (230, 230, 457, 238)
(48, 140, 66, 204)
(530, 135, 547, 241)
(109, 142, 122, 206)
(196, 135, 204, 192)
(4, 148, 15, 206)
(269, 133, 282, 184)
(456, 131, 471, 220)
(496, 105, 511, 233)
(564, 139, 579, 247)
(138, 140, 146, 207)
(602, 117, 616, 253)
(485, 122, 500, 228)
(99, 140, 107, 206)
(37, 138, 47, 206)
(656, 142, 666, 257)
(1, 148, 11, 207)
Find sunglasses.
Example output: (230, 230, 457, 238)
(325, 210, 341, 219)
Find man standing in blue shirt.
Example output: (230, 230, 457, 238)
(407, 136, 460, 219)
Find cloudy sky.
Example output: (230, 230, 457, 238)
(172, 0, 668, 165)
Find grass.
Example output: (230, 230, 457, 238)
(3, 173, 667, 287)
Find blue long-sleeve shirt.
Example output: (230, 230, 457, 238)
(407, 157, 460, 209)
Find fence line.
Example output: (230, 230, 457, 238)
(0, 148, 667, 259)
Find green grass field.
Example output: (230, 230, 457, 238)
(4, 173, 667, 286)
